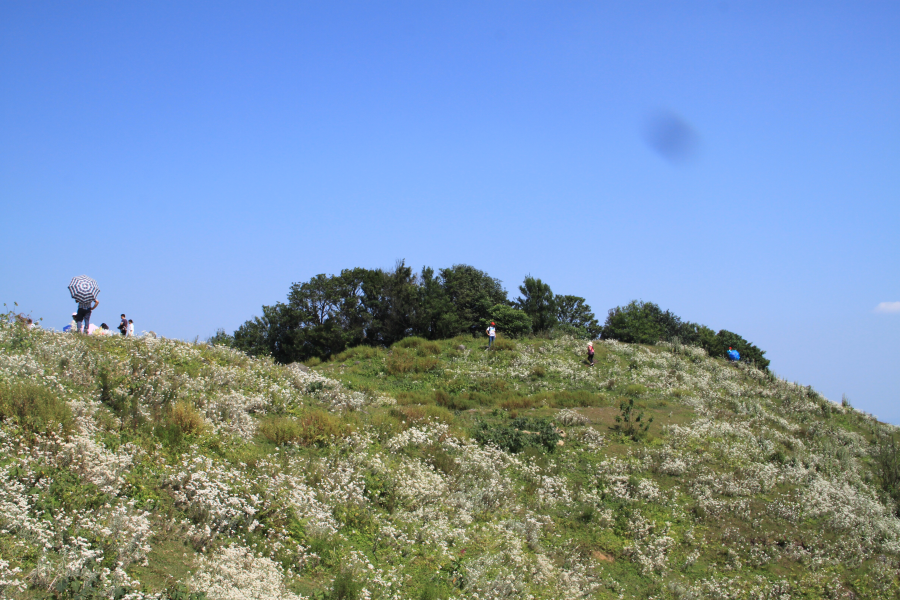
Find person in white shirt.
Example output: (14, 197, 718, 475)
(486, 322, 496, 349)
(127, 320, 134, 337)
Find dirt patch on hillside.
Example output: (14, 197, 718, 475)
(591, 550, 615, 563)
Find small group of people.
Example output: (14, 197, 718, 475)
(70, 298, 134, 336)
(68, 276, 135, 336)
(118, 313, 135, 336)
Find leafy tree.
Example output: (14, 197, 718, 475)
(486, 304, 532, 338)
(282, 268, 369, 360)
(233, 314, 271, 357)
(439, 264, 509, 335)
(555, 295, 601, 339)
(674, 321, 718, 351)
(601, 300, 674, 344)
(360, 260, 419, 346)
(234, 269, 370, 363)
(207, 329, 234, 347)
(515, 276, 557, 333)
(413, 266, 460, 340)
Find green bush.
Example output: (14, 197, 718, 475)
(473, 416, 560, 453)
(0, 382, 73, 435)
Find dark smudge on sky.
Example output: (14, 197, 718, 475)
(643, 110, 700, 164)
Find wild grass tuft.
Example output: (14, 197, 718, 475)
(258, 415, 302, 446)
(329, 570, 362, 600)
(390, 404, 455, 427)
(259, 409, 348, 447)
(0, 381, 73, 435)
(169, 400, 207, 435)
(394, 336, 442, 356)
(491, 338, 517, 352)
(386, 349, 440, 375)
(334, 345, 384, 362)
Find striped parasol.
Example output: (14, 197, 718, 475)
(68, 275, 100, 306)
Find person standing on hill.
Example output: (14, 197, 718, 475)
(74, 297, 99, 334)
(588, 341, 595, 366)
(127, 319, 134, 337)
(118, 314, 128, 336)
(486, 322, 496, 349)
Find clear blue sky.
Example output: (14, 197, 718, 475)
(2, 2, 898, 421)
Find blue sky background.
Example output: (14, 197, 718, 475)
(2, 2, 898, 420)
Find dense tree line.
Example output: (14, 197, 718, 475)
(601, 300, 770, 370)
(215, 262, 767, 370)
(217, 262, 600, 363)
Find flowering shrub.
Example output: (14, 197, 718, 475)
(188, 544, 304, 600)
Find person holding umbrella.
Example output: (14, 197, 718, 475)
(68, 275, 100, 334)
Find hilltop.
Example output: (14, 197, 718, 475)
(0, 322, 898, 599)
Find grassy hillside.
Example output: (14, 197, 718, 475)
(1, 321, 898, 599)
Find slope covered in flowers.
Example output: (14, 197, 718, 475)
(0, 321, 897, 599)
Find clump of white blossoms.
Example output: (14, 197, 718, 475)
(189, 544, 306, 600)
(556, 408, 588, 426)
